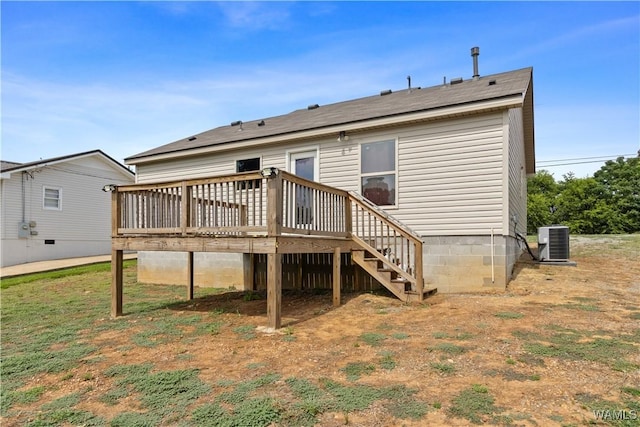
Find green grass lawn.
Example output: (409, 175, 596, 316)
(0, 260, 432, 426)
(1, 235, 639, 426)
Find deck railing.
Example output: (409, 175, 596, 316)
(279, 172, 350, 237)
(113, 172, 266, 236)
(111, 168, 422, 295)
(112, 169, 351, 238)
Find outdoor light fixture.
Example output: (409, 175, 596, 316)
(337, 131, 350, 142)
(260, 167, 279, 178)
(102, 184, 117, 192)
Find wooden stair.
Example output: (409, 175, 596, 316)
(347, 191, 437, 303)
(351, 247, 436, 303)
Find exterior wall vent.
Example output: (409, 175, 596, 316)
(538, 226, 570, 261)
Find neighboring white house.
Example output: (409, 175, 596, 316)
(0, 150, 135, 268)
(124, 65, 535, 293)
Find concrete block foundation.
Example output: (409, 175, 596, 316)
(136, 234, 523, 295)
(137, 251, 249, 290)
(422, 235, 520, 293)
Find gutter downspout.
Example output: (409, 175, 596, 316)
(21, 171, 27, 223)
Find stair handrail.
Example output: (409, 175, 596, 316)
(348, 191, 423, 242)
(348, 191, 424, 299)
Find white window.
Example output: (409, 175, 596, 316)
(43, 186, 62, 210)
(360, 140, 396, 206)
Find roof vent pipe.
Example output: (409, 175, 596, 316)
(471, 46, 480, 80)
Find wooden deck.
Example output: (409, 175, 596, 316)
(110, 169, 428, 329)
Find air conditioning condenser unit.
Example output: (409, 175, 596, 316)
(538, 225, 570, 262)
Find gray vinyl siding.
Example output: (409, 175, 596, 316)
(0, 176, 22, 239)
(507, 107, 527, 237)
(504, 107, 527, 282)
(1, 156, 134, 267)
(395, 112, 505, 235)
(320, 138, 360, 193)
(135, 113, 506, 236)
(136, 144, 292, 183)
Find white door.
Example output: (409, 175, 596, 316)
(289, 150, 318, 226)
(289, 150, 318, 181)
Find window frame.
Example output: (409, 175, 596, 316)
(235, 156, 262, 189)
(359, 138, 398, 208)
(43, 186, 62, 211)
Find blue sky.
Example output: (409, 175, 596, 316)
(2, 1, 638, 179)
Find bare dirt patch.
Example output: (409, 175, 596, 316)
(3, 237, 639, 426)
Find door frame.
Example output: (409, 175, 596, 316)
(286, 147, 319, 227)
(286, 147, 319, 181)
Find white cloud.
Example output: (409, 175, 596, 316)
(215, 2, 293, 31)
(505, 15, 639, 63)
(1, 51, 415, 164)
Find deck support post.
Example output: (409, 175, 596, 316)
(266, 252, 282, 330)
(187, 252, 194, 300)
(266, 172, 283, 237)
(414, 242, 424, 301)
(333, 247, 341, 307)
(245, 253, 255, 291)
(111, 249, 123, 318)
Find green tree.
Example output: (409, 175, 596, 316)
(527, 157, 639, 235)
(526, 170, 559, 234)
(554, 176, 621, 234)
(593, 156, 640, 233)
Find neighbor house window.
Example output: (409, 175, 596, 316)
(236, 157, 261, 189)
(360, 140, 396, 206)
(43, 186, 62, 210)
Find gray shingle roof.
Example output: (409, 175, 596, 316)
(0, 161, 23, 172)
(127, 67, 533, 162)
(0, 149, 134, 176)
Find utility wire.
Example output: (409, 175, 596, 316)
(537, 153, 637, 167)
(45, 165, 131, 181)
(537, 153, 636, 164)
